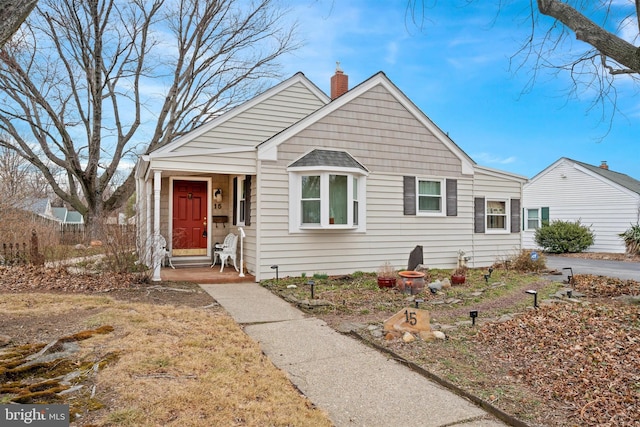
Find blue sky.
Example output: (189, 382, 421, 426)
(277, 0, 639, 179)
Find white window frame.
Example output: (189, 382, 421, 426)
(525, 208, 540, 230)
(236, 176, 246, 226)
(486, 198, 509, 233)
(416, 178, 445, 216)
(288, 167, 367, 232)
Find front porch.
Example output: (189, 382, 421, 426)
(160, 265, 255, 284)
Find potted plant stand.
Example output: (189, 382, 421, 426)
(377, 261, 397, 288)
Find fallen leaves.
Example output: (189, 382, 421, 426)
(477, 299, 640, 426)
(572, 274, 640, 298)
(0, 265, 142, 293)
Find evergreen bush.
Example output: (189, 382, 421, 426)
(534, 220, 594, 253)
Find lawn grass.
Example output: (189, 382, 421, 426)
(0, 293, 333, 427)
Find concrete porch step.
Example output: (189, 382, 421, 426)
(169, 256, 212, 269)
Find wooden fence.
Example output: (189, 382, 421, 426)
(0, 230, 44, 266)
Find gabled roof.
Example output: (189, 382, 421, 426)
(149, 72, 330, 156)
(529, 157, 640, 196)
(258, 71, 476, 175)
(288, 149, 369, 172)
(52, 207, 84, 224)
(571, 159, 640, 195)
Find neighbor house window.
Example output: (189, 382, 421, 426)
(486, 200, 507, 230)
(527, 208, 540, 230)
(525, 207, 549, 230)
(417, 179, 443, 214)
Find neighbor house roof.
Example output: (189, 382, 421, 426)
(571, 159, 640, 195)
(52, 207, 84, 224)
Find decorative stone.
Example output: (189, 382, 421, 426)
(402, 332, 416, 343)
(286, 284, 297, 289)
(433, 330, 446, 340)
(440, 278, 451, 289)
(428, 280, 442, 292)
(385, 331, 401, 340)
(383, 308, 431, 333)
(419, 331, 436, 342)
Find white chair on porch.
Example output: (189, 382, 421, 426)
(212, 233, 238, 272)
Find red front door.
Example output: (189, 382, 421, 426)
(172, 180, 207, 250)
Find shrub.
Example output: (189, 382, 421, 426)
(619, 223, 640, 255)
(508, 249, 546, 272)
(534, 220, 594, 253)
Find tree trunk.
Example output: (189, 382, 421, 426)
(0, 0, 38, 48)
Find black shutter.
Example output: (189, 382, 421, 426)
(232, 177, 238, 226)
(510, 198, 521, 233)
(244, 175, 252, 226)
(474, 197, 485, 233)
(446, 179, 457, 217)
(403, 176, 416, 215)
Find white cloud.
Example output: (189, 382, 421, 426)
(472, 152, 517, 165)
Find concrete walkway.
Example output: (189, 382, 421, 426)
(201, 282, 508, 427)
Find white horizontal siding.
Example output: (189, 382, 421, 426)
(523, 160, 639, 253)
(256, 172, 476, 279)
(152, 152, 257, 175)
(177, 82, 325, 151)
(472, 170, 523, 266)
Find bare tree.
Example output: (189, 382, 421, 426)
(407, 1, 639, 114)
(0, 0, 38, 48)
(0, 0, 298, 239)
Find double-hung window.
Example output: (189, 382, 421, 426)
(486, 200, 507, 231)
(525, 207, 549, 230)
(237, 177, 246, 225)
(526, 208, 540, 230)
(417, 179, 443, 215)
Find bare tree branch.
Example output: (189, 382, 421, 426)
(0, 0, 298, 238)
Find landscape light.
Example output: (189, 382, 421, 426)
(469, 310, 478, 326)
(525, 290, 538, 309)
(562, 267, 574, 285)
(308, 280, 315, 299)
(270, 265, 279, 281)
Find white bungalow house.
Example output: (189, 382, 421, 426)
(135, 68, 526, 281)
(523, 158, 640, 253)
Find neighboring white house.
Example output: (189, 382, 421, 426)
(523, 158, 640, 253)
(136, 68, 526, 281)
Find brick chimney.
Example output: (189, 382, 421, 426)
(599, 161, 609, 170)
(330, 62, 348, 99)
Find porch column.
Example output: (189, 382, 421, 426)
(152, 170, 162, 282)
(144, 179, 152, 266)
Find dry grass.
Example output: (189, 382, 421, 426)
(1, 293, 332, 427)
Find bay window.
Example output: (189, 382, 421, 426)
(288, 148, 368, 232)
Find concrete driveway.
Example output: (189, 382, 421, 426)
(545, 255, 640, 281)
